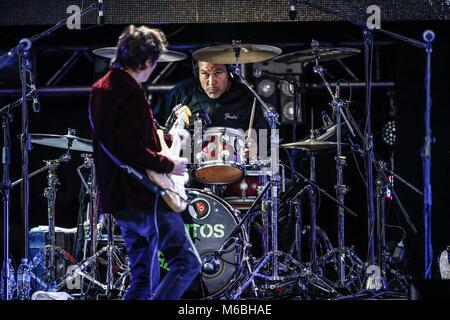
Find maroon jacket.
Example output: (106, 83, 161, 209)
(89, 68, 174, 213)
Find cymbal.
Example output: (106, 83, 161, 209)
(30, 133, 93, 152)
(281, 138, 347, 152)
(92, 47, 188, 62)
(273, 47, 361, 64)
(192, 44, 282, 64)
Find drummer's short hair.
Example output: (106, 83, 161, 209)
(111, 25, 168, 72)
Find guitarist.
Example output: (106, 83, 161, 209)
(89, 25, 201, 300)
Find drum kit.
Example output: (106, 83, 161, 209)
(21, 40, 406, 300)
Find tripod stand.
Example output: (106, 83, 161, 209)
(29, 152, 78, 290)
(307, 42, 365, 290)
(49, 155, 130, 298)
(226, 49, 338, 298)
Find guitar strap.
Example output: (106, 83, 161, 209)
(88, 102, 163, 196)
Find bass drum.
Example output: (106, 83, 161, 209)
(160, 188, 247, 299)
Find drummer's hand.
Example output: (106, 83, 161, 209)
(245, 139, 257, 158)
(169, 156, 188, 176)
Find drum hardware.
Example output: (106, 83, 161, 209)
(279, 164, 359, 273)
(216, 182, 270, 298)
(297, 0, 433, 283)
(50, 157, 130, 297)
(322, 57, 414, 292)
(77, 153, 98, 260)
(361, 160, 413, 292)
(308, 42, 361, 288)
(28, 152, 75, 288)
(220, 46, 338, 299)
(169, 188, 250, 299)
(13, 128, 96, 291)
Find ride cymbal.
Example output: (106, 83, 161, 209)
(192, 44, 282, 64)
(273, 47, 360, 64)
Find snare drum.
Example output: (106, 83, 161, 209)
(194, 127, 245, 184)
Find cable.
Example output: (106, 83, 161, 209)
(351, 151, 368, 188)
(165, 24, 187, 38)
(149, 193, 160, 298)
(336, 78, 353, 102)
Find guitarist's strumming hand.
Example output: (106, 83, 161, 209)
(169, 156, 189, 176)
(169, 128, 191, 147)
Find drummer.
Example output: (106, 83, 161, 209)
(158, 60, 268, 134)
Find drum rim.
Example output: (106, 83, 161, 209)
(195, 161, 245, 168)
(194, 163, 245, 184)
(203, 126, 246, 137)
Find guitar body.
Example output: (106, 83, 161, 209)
(147, 105, 191, 213)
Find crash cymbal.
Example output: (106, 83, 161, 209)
(281, 138, 347, 152)
(273, 47, 361, 64)
(192, 44, 282, 64)
(30, 133, 93, 152)
(92, 47, 188, 62)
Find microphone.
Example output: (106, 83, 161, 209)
(253, 68, 289, 81)
(97, 0, 105, 26)
(28, 70, 40, 113)
(423, 30, 435, 42)
(289, 0, 298, 21)
(18, 38, 32, 51)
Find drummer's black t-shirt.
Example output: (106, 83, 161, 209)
(156, 78, 269, 133)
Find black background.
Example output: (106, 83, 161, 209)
(0, 16, 449, 283)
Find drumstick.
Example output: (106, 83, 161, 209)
(247, 97, 256, 143)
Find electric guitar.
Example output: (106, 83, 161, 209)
(146, 104, 191, 212)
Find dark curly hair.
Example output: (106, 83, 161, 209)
(111, 25, 168, 72)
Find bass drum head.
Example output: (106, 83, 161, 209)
(181, 188, 246, 298)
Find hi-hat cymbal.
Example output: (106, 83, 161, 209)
(192, 44, 282, 64)
(281, 138, 347, 152)
(92, 47, 188, 62)
(30, 133, 93, 152)
(273, 47, 361, 64)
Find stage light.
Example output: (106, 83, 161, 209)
(281, 101, 301, 122)
(256, 79, 276, 98)
(382, 120, 396, 146)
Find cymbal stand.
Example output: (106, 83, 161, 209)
(228, 46, 338, 298)
(78, 153, 99, 294)
(29, 152, 78, 288)
(79, 154, 98, 261)
(49, 155, 130, 297)
(311, 43, 362, 289)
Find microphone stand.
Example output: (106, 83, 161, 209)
(422, 32, 434, 279)
(1, 102, 15, 300)
(0, 3, 98, 300)
(228, 44, 339, 298)
(297, 0, 432, 282)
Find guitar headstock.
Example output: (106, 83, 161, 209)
(173, 104, 192, 126)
